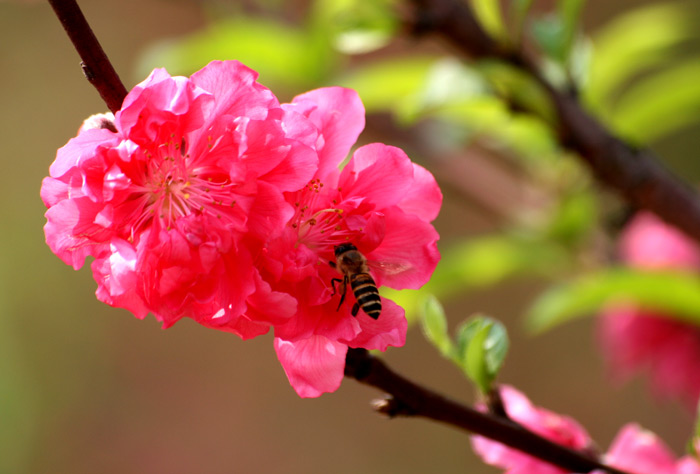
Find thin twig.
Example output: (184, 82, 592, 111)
(406, 0, 700, 243)
(47, 0, 127, 113)
(345, 348, 630, 474)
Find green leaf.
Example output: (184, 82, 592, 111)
(510, 0, 535, 42)
(531, 15, 567, 62)
(455, 315, 509, 394)
(545, 189, 597, 246)
(610, 60, 700, 143)
(586, 2, 700, 113)
(136, 17, 333, 92)
(527, 268, 700, 333)
(471, 0, 508, 42)
(338, 56, 436, 114)
(384, 235, 571, 324)
(558, 0, 585, 62)
(476, 61, 555, 122)
(420, 295, 454, 358)
(311, 0, 398, 54)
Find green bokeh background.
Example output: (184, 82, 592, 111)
(1, 1, 699, 472)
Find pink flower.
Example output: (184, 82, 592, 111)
(602, 423, 700, 474)
(42, 61, 443, 397)
(262, 88, 442, 397)
(598, 212, 700, 406)
(41, 61, 316, 335)
(471, 385, 594, 474)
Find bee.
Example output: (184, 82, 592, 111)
(330, 243, 382, 319)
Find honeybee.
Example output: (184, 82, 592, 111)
(330, 243, 382, 319)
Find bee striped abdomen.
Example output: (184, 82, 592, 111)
(350, 273, 381, 319)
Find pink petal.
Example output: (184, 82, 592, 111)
(274, 335, 347, 397)
(340, 144, 414, 209)
(235, 114, 318, 192)
(199, 311, 271, 340)
(471, 386, 592, 474)
(677, 457, 700, 474)
(366, 207, 440, 290)
(190, 60, 278, 121)
(620, 212, 700, 270)
(605, 424, 677, 473)
(91, 241, 150, 319)
(398, 163, 443, 222)
(342, 298, 407, 351)
(48, 128, 119, 179)
(43, 197, 112, 269)
(40, 176, 75, 208)
(244, 272, 297, 326)
(247, 181, 295, 241)
(117, 69, 213, 142)
(286, 87, 365, 180)
(274, 287, 361, 343)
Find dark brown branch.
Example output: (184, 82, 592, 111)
(407, 0, 700, 243)
(345, 349, 629, 474)
(48, 0, 128, 113)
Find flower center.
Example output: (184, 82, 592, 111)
(290, 179, 359, 253)
(128, 135, 238, 237)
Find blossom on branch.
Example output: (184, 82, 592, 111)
(600, 423, 700, 474)
(472, 386, 700, 474)
(41, 60, 441, 397)
(598, 212, 700, 407)
(470, 385, 595, 474)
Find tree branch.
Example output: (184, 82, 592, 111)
(406, 0, 700, 243)
(345, 348, 629, 474)
(48, 0, 127, 113)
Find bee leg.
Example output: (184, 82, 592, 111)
(351, 303, 360, 317)
(330, 278, 342, 296)
(329, 261, 337, 269)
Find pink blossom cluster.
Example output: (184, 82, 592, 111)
(41, 60, 441, 397)
(472, 385, 700, 474)
(598, 212, 700, 407)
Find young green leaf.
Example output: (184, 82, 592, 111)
(136, 17, 333, 92)
(610, 61, 700, 144)
(558, 0, 585, 63)
(471, 0, 508, 42)
(527, 269, 700, 333)
(510, 0, 535, 43)
(455, 315, 509, 394)
(420, 295, 454, 358)
(586, 2, 699, 112)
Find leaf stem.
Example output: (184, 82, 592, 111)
(47, 0, 127, 113)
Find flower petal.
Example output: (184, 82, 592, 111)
(399, 163, 443, 222)
(286, 87, 365, 179)
(340, 144, 414, 209)
(605, 424, 677, 473)
(43, 197, 112, 269)
(190, 60, 278, 120)
(342, 298, 406, 351)
(366, 207, 440, 290)
(274, 335, 347, 398)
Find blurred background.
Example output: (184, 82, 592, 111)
(2, 0, 700, 472)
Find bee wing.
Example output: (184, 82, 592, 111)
(368, 259, 414, 276)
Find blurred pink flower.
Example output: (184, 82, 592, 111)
(41, 61, 442, 397)
(598, 212, 700, 406)
(471, 385, 594, 474)
(602, 423, 700, 474)
(263, 88, 442, 397)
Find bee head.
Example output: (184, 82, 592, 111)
(334, 243, 357, 257)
